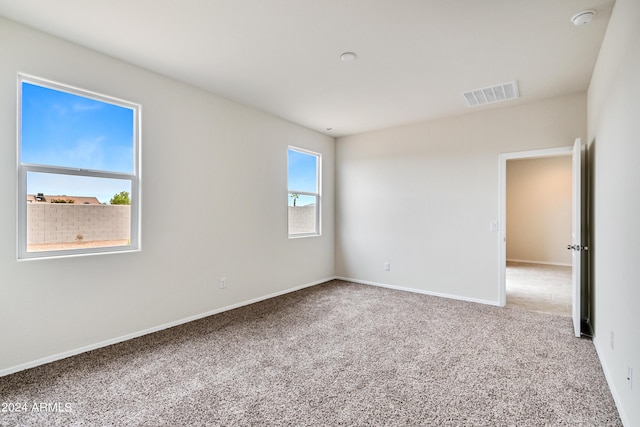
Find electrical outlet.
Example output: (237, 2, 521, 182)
(219, 277, 227, 289)
(627, 366, 633, 389)
(384, 262, 390, 271)
(610, 331, 614, 350)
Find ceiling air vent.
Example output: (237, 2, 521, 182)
(463, 81, 519, 107)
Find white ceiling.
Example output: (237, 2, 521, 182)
(0, 0, 614, 137)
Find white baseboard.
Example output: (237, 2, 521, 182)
(0, 276, 335, 378)
(506, 258, 572, 267)
(592, 339, 630, 427)
(335, 276, 501, 307)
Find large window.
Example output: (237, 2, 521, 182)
(18, 75, 140, 259)
(288, 147, 321, 237)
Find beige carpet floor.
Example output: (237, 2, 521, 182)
(506, 261, 572, 316)
(0, 280, 621, 426)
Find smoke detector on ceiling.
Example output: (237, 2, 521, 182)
(571, 10, 596, 26)
(463, 81, 519, 107)
(340, 52, 358, 62)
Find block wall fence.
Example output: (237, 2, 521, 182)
(27, 204, 130, 244)
(288, 205, 316, 234)
(27, 204, 313, 244)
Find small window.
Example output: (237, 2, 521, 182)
(18, 75, 140, 259)
(288, 147, 321, 237)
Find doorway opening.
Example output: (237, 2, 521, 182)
(498, 146, 574, 310)
(505, 155, 573, 316)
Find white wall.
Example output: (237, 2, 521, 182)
(336, 94, 586, 304)
(0, 18, 335, 374)
(506, 156, 572, 265)
(587, 0, 640, 424)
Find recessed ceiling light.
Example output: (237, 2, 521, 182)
(340, 52, 357, 62)
(571, 10, 596, 26)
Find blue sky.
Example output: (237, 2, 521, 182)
(21, 81, 134, 203)
(22, 82, 317, 206)
(288, 149, 318, 206)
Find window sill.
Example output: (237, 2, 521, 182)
(18, 245, 140, 261)
(288, 233, 321, 239)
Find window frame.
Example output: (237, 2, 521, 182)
(287, 146, 321, 238)
(17, 74, 141, 259)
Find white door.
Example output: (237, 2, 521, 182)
(570, 138, 583, 337)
